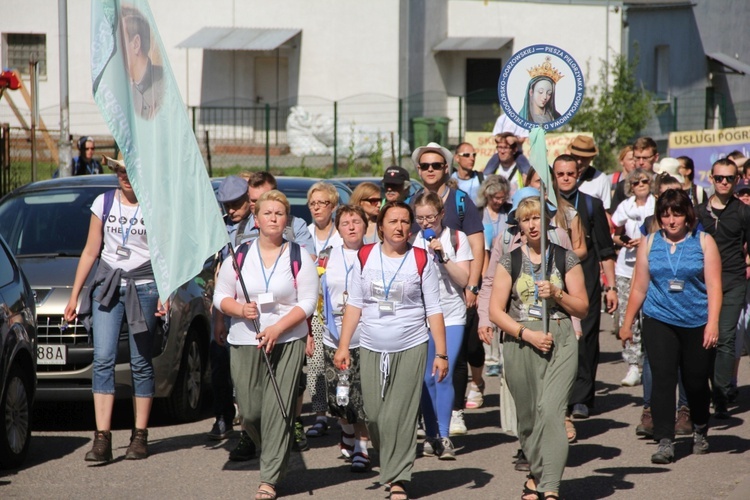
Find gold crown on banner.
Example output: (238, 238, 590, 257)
(527, 56, 564, 83)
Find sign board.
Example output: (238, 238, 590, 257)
(668, 126, 750, 187)
(464, 131, 593, 171)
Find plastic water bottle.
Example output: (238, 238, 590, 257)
(336, 368, 350, 406)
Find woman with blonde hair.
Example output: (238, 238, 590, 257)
(350, 182, 382, 244)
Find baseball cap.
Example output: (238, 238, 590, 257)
(382, 166, 410, 185)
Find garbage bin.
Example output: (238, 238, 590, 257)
(432, 117, 450, 145)
(411, 117, 435, 150)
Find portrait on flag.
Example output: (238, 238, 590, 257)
(498, 44, 584, 132)
(120, 5, 164, 120)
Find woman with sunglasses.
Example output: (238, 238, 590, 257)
(611, 168, 655, 388)
(64, 157, 167, 462)
(411, 191, 472, 460)
(350, 182, 382, 244)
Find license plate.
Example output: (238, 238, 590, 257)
(37, 345, 67, 365)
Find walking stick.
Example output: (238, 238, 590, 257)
(225, 242, 289, 420)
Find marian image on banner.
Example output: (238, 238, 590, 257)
(498, 45, 584, 132)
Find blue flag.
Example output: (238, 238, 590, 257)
(91, 0, 229, 300)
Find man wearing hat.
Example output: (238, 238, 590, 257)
(412, 141, 486, 435)
(382, 165, 412, 203)
(568, 135, 611, 210)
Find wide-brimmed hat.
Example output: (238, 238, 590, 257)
(217, 175, 249, 203)
(411, 142, 453, 166)
(507, 187, 557, 224)
(568, 135, 598, 158)
(102, 154, 125, 170)
(654, 157, 680, 176)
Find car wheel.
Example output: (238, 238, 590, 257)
(166, 327, 204, 422)
(0, 364, 32, 469)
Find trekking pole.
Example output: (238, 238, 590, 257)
(226, 242, 288, 420)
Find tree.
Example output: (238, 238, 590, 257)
(565, 53, 655, 172)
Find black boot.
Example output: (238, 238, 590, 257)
(84, 430, 113, 462)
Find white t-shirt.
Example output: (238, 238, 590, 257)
(611, 195, 656, 278)
(577, 167, 612, 209)
(91, 191, 152, 284)
(321, 245, 362, 349)
(213, 240, 319, 345)
(411, 228, 472, 326)
(449, 172, 482, 205)
(308, 223, 344, 257)
(495, 162, 522, 196)
(347, 243, 443, 352)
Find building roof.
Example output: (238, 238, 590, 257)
(707, 52, 750, 75)
(434, 37, 513, 52)
(176, 27, 301, 51)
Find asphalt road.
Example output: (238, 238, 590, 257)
(3, 313, 750, 499)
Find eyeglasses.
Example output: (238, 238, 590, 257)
(713, 175, 736, 184)
(418, 162, 445, 171)
(415, 214, 439, 223)
(362, 197, 382, 205)
(631, 178, 650, 187)
(634, 153, 656, 161)
(457, 152, 477, 158)
(308, 200, 332, 209)
(496, 145, 511, 151)
(555, 171, 577, 178)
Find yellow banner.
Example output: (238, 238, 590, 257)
(669, 125, 750, 148)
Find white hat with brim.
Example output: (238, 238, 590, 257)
(102, 155, 125, 170)
(411, 142, 453, 166)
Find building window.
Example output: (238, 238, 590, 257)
(3, 33, 47, 77)
(654, 44, 670, 100)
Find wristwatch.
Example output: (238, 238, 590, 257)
(604, 286, 618, 292)
(466, 285, 480, 295)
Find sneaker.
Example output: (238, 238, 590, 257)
(292, 418, 309, 452)
(513, 449, 530, 472)
(621, 365, 641, 387)
(125, 428, 149, 460)
(449, 410, 467, 436)
(674, 406, 692, 436)
(438, 437, 456, 460)
(84, 430, 113, 462)
(207, 417, 233, 440)
(693, 430, 709, 455)
(714, 405, 730, 420)
(636, 408, 654, 438)
(651, 438, 674, 464)
(422, 437, 441, 457)
(571, 403, 589, 419)
(465, 382, 485, 409)
(229, 431, 256, 461)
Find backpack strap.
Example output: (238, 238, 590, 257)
(476, 171, 485, 184)
(455, 189, 466, 224)
(289, 241, 302, 289)
(413, 246, 428, 282)
(101, 189, 116, 235)
(357, 243, 377, 270)
(612, 171, 621, 184)
(552, 243, 567, 286)
(509, 246, 523, 284)
(233, 240, 252, 279)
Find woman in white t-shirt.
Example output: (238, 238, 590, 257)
(306, 181, 344, 436)
(334, 201, 448, 500)
(64, 158, 167, 463)
(411, 191, 472, 460)
(214, 190, 318, 500)
(321, 205, 372, 471)
(611, 168, 656, 388)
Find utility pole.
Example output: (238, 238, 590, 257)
(58, 0, 72, 176)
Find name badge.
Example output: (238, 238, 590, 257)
(668, 279, 685, 292)
(378, 301, 395, 315)
(258, 292, 275, 305)
(116, 245, 131, 258)
(528, 304, 543, 318)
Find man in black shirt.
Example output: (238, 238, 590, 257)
(696, 158, 750, 418)
(554, 155, 618, 420)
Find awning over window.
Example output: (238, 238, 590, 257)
(707, 52, 750, 75)
(433, 37, 512, 52)
(177, 27, 301, 51)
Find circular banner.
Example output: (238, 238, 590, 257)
(497, 44, 584, 131)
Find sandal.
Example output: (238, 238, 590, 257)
(565, 417, 576, 443)
(255, 483, 277, 500)
(543, 494, 560, 499)
(306, 419, 329, 437)
(389, 482, 409, 500)
(465, 381, 485, 409)
(350, 451, 372, 472)
(522, 476, 541, 500)
(340, 429, 355, 459)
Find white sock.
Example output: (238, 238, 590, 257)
(354, 439, 368, 455)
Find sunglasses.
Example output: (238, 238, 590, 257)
(713, 175, 736, 184)
(418, 162, 446, 171)
(555, 171, 577, 178)
(362, 197, 381, 205)
(631, 178, 650, 187)
(457, 152, 477, 158)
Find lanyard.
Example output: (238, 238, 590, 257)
(117, 191, 140, 248)
(664, 232, 686, 278)
(379, 245, 410, 300)
(316, 223, 336, 261)
(523, 245, 551, 302)
(485, 208, 506, 239)
(341, 246, 354, 293)
(258, 242, 286, 293)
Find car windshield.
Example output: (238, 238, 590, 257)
(0, 187, 110, 256)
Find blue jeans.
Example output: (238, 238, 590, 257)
(92, 281, 159, 397)
(422, 324, 464, 438)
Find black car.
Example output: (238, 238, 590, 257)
(0, 176, 213, 422)
(0, 234, 36, 469)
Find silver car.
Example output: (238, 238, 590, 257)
(0, 176, 213, 422)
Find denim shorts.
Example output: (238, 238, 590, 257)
(91, 281, 159, 397)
